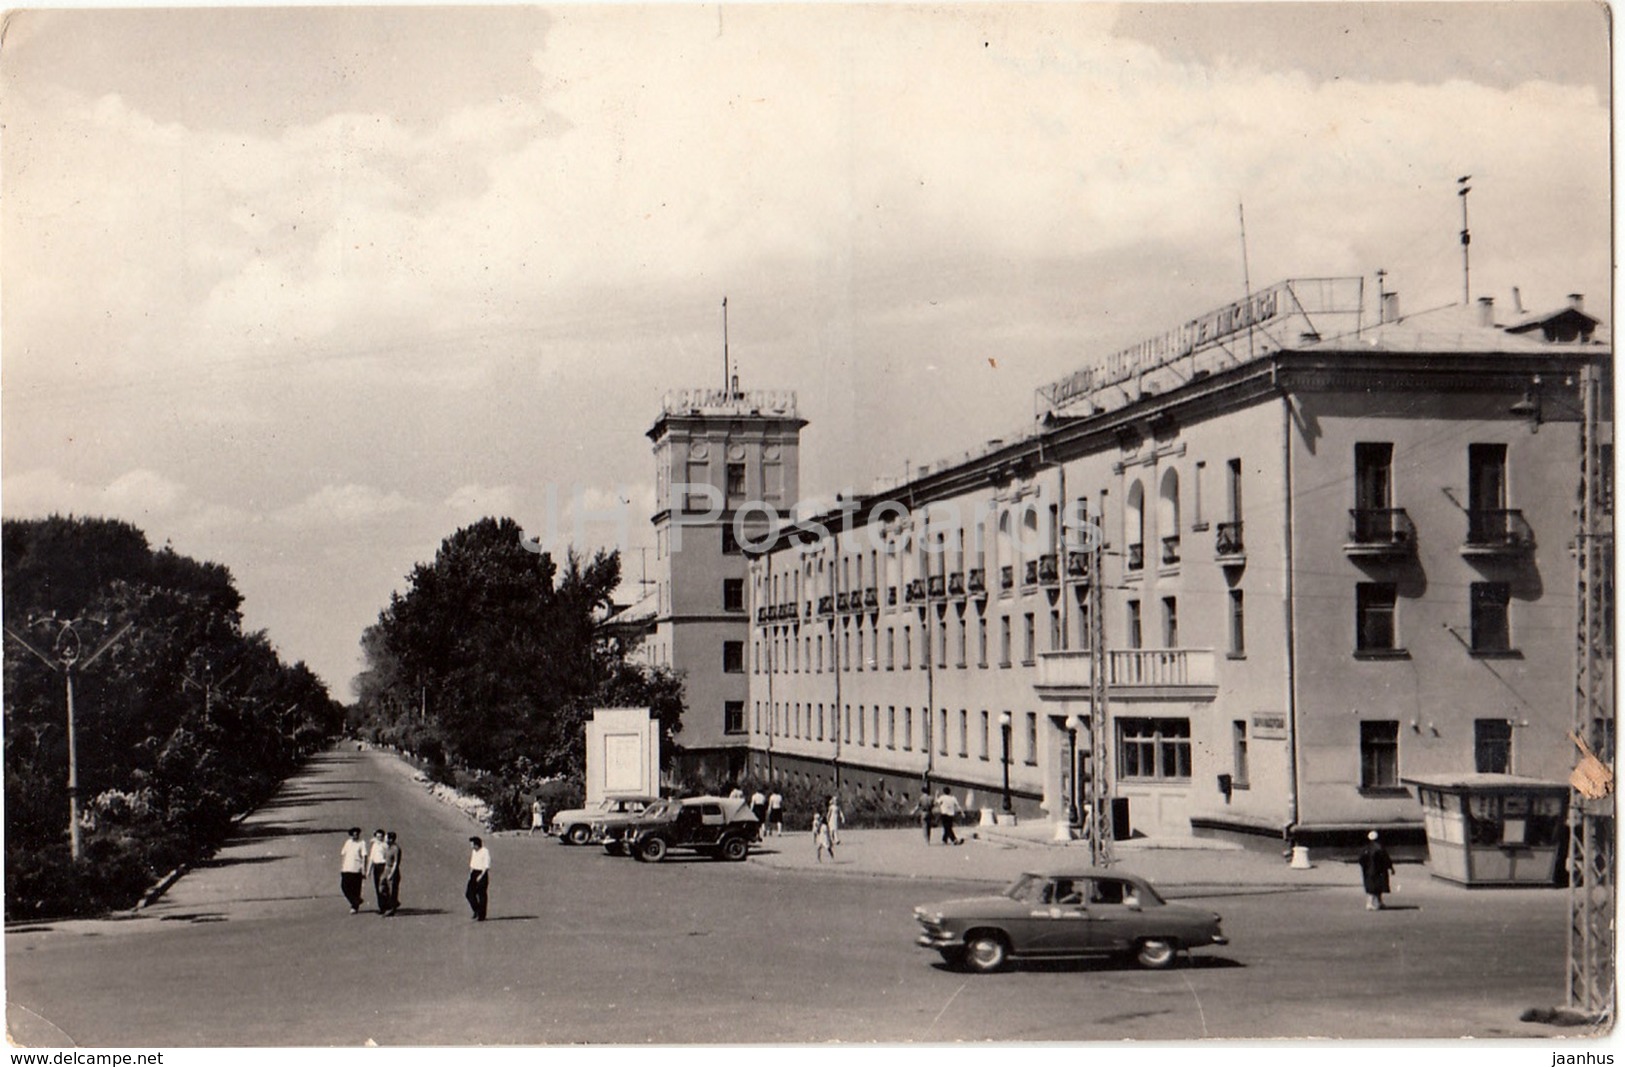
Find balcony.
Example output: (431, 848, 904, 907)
(1160, 536, 1181, 567)
(1000, 565, 1014, 591)
(1215, 521, 1245, 562)
(863, 587, 879, 609)
(1345, 509, 1416, 559)
(905, 579, 926, 604)
(887, 587, 898, 607)
(756, 607, 769, 623)
(1023, 559, 1039, 587)
(1463, 509, 1535, 557)
(817, 595, 834, 616)
(1127, 543, 1145, 572)
(927, 574, 946, 599)
(1038, 553, 1059, 586)
(1034, 648, 1218, 698)
(1067, 551, 1089, 579)
(967, 568, 987, 596)
(835, 592, 851, 612)
(947, 572, 966, 597)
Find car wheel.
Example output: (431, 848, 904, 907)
(963, 932, 1010, 973)
(720, 836, 749, 862)
(566, 825, 591, 846)
(1136, 939, 1178, 969)
(637, 837, 668, 863)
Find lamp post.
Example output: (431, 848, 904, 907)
(4, 616, 133, 862)
(999, 710, 1012, 815)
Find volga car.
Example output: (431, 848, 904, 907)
(914, 868, 1227, 972)
(618, 796, 760, 862)
(548, 795, 658, 845)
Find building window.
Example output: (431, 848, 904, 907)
(722, 526, 741, 555)
(959, 710, 969, 757)
(1118, 718, 1192, 780)
(723, 640, 744, 673)
(1022, 613, 1036, 664)
(939, 709, 949, 756)
(1360, 720, 1400, 788)
(1232, 720, 1249, 787)
(1355, 442, 1393, 510)
(724, 701, 745, 735)
(1356, 583, 1399, 653)
(873, 706, 881, 747)
(1024, 712, 1038, 765)
(887, 706, 896, 749)
(1475, 718, 1513, 774)
(956, 617, 967, 667)
(1227, 458, 1243, 523)
(979, 711, 990, 760)
(903, 707, 913, 751)
(886, 627, 895, 669)
(1228, 590, 1246, 657)
(794, 703, 802, 739)
(1049, 609, 1062, 651)
(724, 579, 744, 612)
(978, 618, 989, 667)
(1162, 597, 1178, 647)
(816, 704, 824, 741)
(903, 625, 913, 670)
(937, 619, 948, 668)
(856, 704, 865, 746)
(1126, 600, 1142, 649)
(1000, 617, 1012, 667)
(1470, 582, 1512, 653)
(844, 705, 852, 745)
(726, 462, 747, 502)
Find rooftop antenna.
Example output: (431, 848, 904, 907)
(722, 296, 730, 394)
(1238, 201, 1255, 359)
(1457, 175, 1472, 304)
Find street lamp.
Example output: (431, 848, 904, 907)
(999, 710, 1012, 814)
(4, 616, 132, 861)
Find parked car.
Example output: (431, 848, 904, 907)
(548, 795, 658, 845)
(913, 868, 1228, 973)
(618, 796, 761, 862)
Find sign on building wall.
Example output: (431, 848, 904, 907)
(586, 707, 660, 805)
(1252, 712, 1289, 740)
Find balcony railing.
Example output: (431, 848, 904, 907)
(836, 592, 851, 612)
(756, 607, 769, 623)
(1000, 565, 1014, 591)
(887, 587, 898, 607)
(967, 568, 987, 595)
(1161, 536, 1181, 566)
(1023, 560, 1039, 587)
(817, 595, 834, 615)
(1067, 551, 1089, 579)
(863, 587, 879, 609)
(1038, 554, 1059, 585)
(1345, 509, 1416, 557)
(1127, 543, 1145, 571)
(1215, 521, 1245, 559)
(1464, 509, 1535, 555)
(905, 579, 926, 604)
(947, 573, 966, 597)
(1035, 648, 1218, 692)
(927, 575, 946, 598)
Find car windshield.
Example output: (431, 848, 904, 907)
(641, 800, 676, 818)
(1003, 873, 1045, 902)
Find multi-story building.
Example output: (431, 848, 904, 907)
(643, 382, 806, 780)
(742, 278, 1609, 850)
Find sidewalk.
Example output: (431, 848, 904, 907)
(745, 817, 1428, 896)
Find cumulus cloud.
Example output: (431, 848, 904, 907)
(273, 484, 418, 528)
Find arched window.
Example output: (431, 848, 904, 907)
(1126, 480, 1146, 571)
(1159, 468, 1181, 566)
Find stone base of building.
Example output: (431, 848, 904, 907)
(1190, 815, 1429, 862)
(746, 749, 1048, 821)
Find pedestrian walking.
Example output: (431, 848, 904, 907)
(767, 789, 784, 836)
(935, 787, 963, 845)
(1358, 830, 1395, 910)
(750, 788, 768, 840)
(339, 827, 367, 913)
(825, 794, 843, 845)
(466, 835, 491, 921)
(914, 787, 935, 844)
(367, 829, 388, 913)
(380, 832, 402, 916)
(529, 798, 545, 836)
(812, 810, 835, 863)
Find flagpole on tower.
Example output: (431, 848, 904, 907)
(722, 297, 730, 394)
(1457, 176, 1472, 305)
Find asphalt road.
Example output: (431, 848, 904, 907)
(6, 747, 1576, 1045)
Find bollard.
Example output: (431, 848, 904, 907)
(978, 807, 997, 827)
(1052, 819, 1075, 842)
(1290, 845, 1313, 869)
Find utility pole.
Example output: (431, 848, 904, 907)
(1457, 176, 1472, 305)
(4, 617, 133, 862)
(1088, 537, 1114, 867)
(1567, 357, 1614, 1022)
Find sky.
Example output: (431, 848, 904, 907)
(1, 2, 1612, 697)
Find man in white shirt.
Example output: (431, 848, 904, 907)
(339, 827, 367, 913)
(934, 788, 963, 846)
(366, 829, 388, 913)
(466, 836, 491, 921)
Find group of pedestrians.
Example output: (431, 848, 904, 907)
(914, 786, 964, 845)
(729, 785, 785, 840)
(338, 827, 403, 916)
(810, 794, 843, 862)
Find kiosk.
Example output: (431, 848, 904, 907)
(1403, 774, 1568, 887)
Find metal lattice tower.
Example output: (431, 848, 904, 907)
(1567, 357, 1614, 1023)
